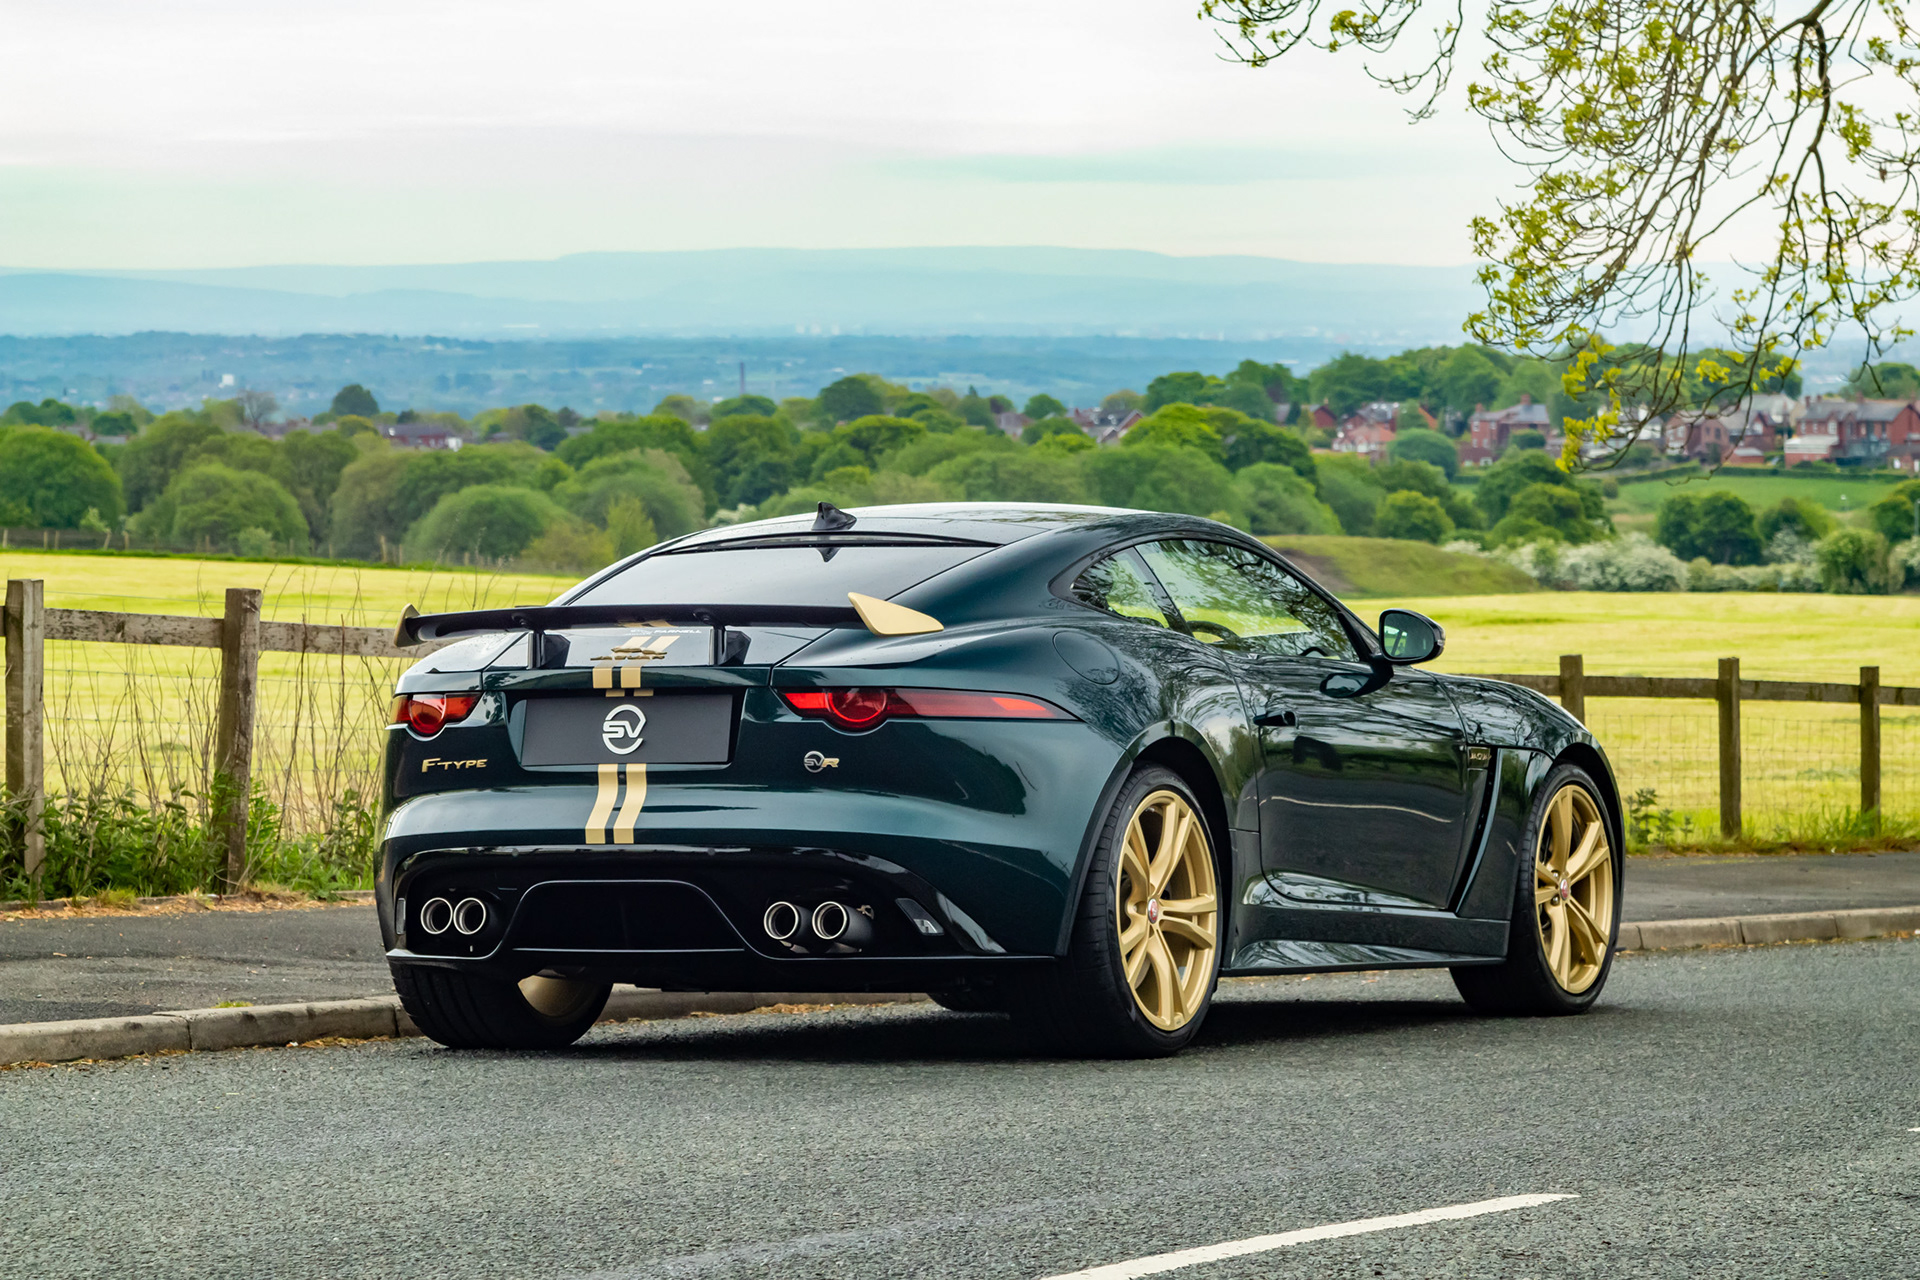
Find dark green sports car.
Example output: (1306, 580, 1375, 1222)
(381, 502, 1623, 1056)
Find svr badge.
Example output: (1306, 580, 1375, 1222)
(803, 751, 840, 773)
(601, 703, 647, 755)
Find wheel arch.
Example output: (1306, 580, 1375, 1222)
(1551, 741, 1626, 856)
(1050, 726, 1236, 955)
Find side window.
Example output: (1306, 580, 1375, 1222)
(1070, 549, 1172, 628)
(1136, 539, 1356, 660)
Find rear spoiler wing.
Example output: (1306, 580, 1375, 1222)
(393, 592, 941, 652)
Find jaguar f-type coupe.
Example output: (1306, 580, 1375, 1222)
(381, 503, 1623, 1056)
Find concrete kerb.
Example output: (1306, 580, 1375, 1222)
(0, 988, 924, 1067)
(4, 903, 1916, 1068)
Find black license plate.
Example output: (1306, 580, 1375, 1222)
(519, 693, 733, 766)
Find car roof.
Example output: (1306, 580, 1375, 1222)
(665, 502, 1144, 549)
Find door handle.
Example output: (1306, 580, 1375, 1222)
(1255, 707, 1297, 728)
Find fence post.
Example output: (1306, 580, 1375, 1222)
(212, 587, 262, 891)
(1860, 665, 1881, 833)
(4, 580, 46, 889)
(1716, 656, 1742, 839)
(1558, 654, 1586, 722)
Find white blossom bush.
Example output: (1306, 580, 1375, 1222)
(1558, 534, 1687, 592)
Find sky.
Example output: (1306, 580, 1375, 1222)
(0, 0, 1512, 269)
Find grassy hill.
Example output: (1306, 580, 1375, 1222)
(1262, 536, 1539, 598)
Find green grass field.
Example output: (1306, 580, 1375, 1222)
(1263, 536, 1539, 598)
(1601, 470, 1911, 535)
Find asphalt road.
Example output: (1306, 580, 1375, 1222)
(7, 851, 1920, 1023)
(2, 937, 1915, 1278)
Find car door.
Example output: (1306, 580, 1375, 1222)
(1134, 538, 1473, 909)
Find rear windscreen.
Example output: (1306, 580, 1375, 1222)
(567, 543, 990, 608)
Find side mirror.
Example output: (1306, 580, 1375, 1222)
(1378, 609, 1444, 665)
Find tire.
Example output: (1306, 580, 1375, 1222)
(392, 963, 611, 1050)
(1452, 762, 1621, 1016)
(1010, 765, 1224, 1057)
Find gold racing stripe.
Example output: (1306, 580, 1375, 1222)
(620, 661, 645, 689)
(612, 764, 647, 843)
(585, 764, 619, 844)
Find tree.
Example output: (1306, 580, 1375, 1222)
(1867, 480, 1920, 543)
(552, 450, 705, 539)
(1491, 483, 1604, 546)
(1375, 491, 1455, 543)
(1224, 421, 1315, 480)
(1436, 348, 1504, 416)
(651, 394, 711, 427)
(1083, 445, 1241, 522)
(326, 447, 410, 558)
(926, 451, 1090, 503)
(0, 429, 125, 528)
(1101, 389, 1145, 414)
(1311, 454, 1387, 535)
(274, 428, 363, 540)
(1023, 393, 1068, 420)
(1387, 428, 1459, 477)
(1204, 0, 1920, 467)
(957, 386, 995, 428)
(1846, 362, 1920, 400)
(1306, 353, 1403, 418)
(114, 411, 225, 512)
(1207, 380, 1278, 422)
(1021, 415, 1087, 446)
(405, 485, 559, 561)
(712, 394, 777, 419)
(1122, 404, 1226, 460)
(1144, 371, 1211, 412)
(137, 463, 306, 549)
(1236, 463, 1340, 535)
(1654, 491, 1764, 564)
(1475, 450, 1606, 525)
(236, 389, 278, 430)
(497, 404, 565, 451)
(1758, 496, 1836, 544)
(1816, 529, 1896, 594)
(330, 384, 379, 418)
(817, 376, 885, 424)
(704, 414, 798, 508)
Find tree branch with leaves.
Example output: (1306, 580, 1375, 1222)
(1202, 0, 1920, 468)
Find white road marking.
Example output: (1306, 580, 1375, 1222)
(1036, 1193, 1577, 1280)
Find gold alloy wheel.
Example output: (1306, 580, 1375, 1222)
(1116, 789, 1218, 1030)
(1533, 784, 1616, 993)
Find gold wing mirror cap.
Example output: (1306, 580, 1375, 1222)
(847, 591, 943, 637)
(393, 603, 420, 648)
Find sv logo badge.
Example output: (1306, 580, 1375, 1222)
(601, 703, 647, 755)
(803, 751, 840, 773)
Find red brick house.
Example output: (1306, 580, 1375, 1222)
(1459, 395, 1552, 466)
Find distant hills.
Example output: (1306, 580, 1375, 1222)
(0, 248, 1483, 343)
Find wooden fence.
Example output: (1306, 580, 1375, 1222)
(3, 579, 422, 891)
(1484, 654, 1913, 837)
(4, 577, 1916, 889)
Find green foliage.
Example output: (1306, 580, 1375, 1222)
(704, 413, 800, 508)
(1223, 421, 1315, 480)
(405, 484, 559, 560)
(1816, 529, 1896, 594)
(325, 447, 410, 558)
(1436, 347, 1505, 413)
(116, 411, 225, 512)
(1844, 362, 1920, 399)
(1142, 365, 1286, 421)
(711, 394, 777, 419)
(1021, 415, 1088, 446)
(1374, 458, 1482, 529)
(1758, 496, 1837, 543)
(1083, 445, 1240, 522)
(1122, 404, 1226, 460)
(330, 384, 380, 418)
(90, 411, 136, 438)
(1655, 491, 1764, 564)
(1375, 490, 1455, 543)
(1306, 352, 1404, 417)
(1475, 449, 1606, 526)
(1023, 393, 1068, 420)
(272, 429, 359, 539)
(138, 463, 307, 550)
(651, 394, 709, 426)
(1236, 463, 1339, 535)
(1388, 427, 1459, 478)
(1867, 480, 1920, 543)
(926, 450, 1089, 503)
(884, 429, 1015, 476)
(1101, 389, 1144, 414)
(1492, 483, 1605, 546)
(551, 450, 704, 540)
(555, 414, 712, 507)
(0, 428, 125, 528)
(818, 375, 886, 423)
(1312, 454, 1387, 535)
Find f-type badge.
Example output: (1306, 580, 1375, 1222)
(601, 703, 647, 755)
(803, 751, 840, 773)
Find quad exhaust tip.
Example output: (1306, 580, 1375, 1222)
(453, 897, 489, 936)
(763, 900, 803, 943)
(810, 901, 873, 948)
(419, 896, 454, 936)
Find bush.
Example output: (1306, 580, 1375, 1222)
(519, 520, 614, 574)
(404, 485, 560, 561)
(1557, 535, 1687, 591)
(1867, 479, 1920, 542)
(1235, 463, 1339, 535)
(1388, 427, 1459, 478)
(1757, 495, 1835, 544)
(1374, 491, 1454, 543)
(136, 462, 307, 550)
(1815, 528, 1896, 594)
(0, 427, 126, 528)
(1654, 490, 1764, 564)
(1490, 483, 1603, 545)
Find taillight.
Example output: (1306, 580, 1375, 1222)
(391, 694, 480, 736)
(781, 688, 1071, 731)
